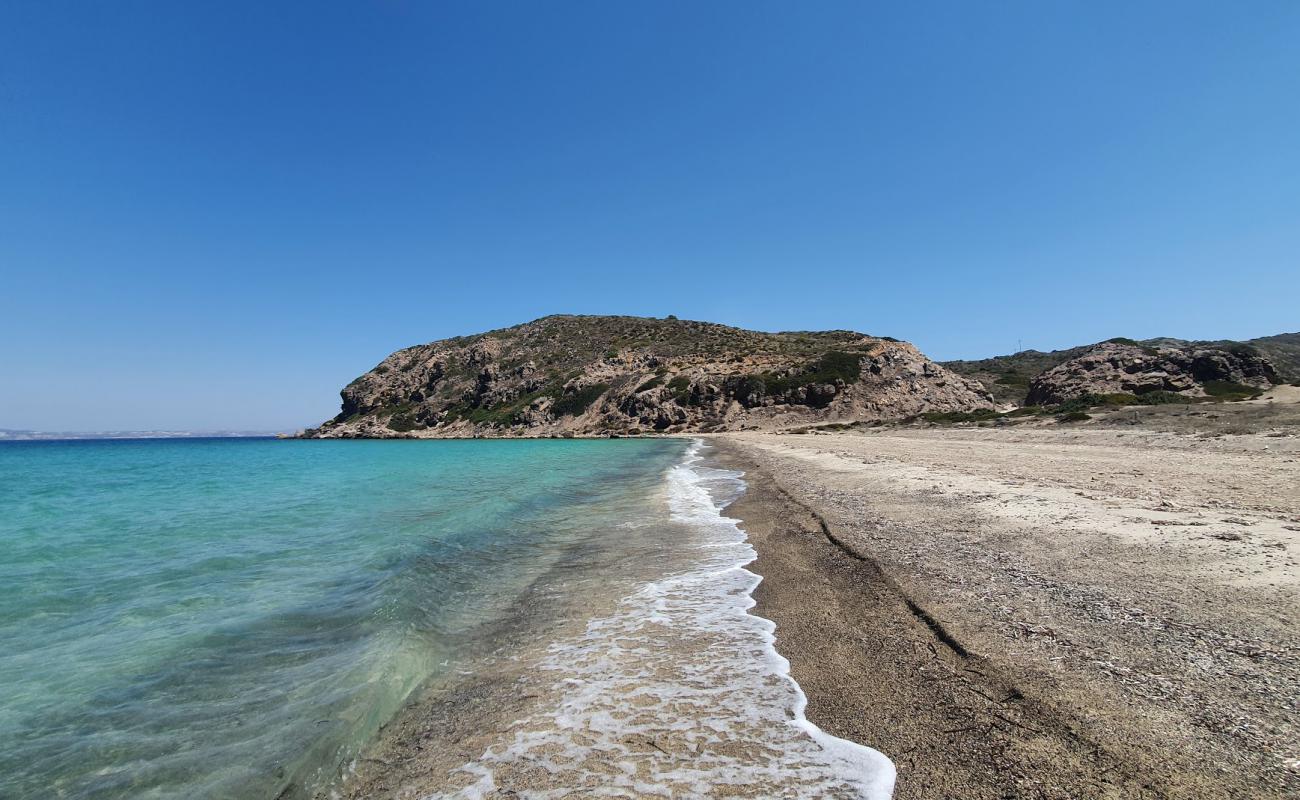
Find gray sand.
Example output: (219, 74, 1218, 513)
(714, 412, 1297, 799)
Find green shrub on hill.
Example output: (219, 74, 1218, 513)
(551, 383, 610, 417)
(1201, 380, 1263, 401)
(1055, 396, 1098, 414)
(387, 412, 421, 432)
(921, 408, 1001, 424)
(1134, 390, 1191, 405)
(665, 375, 692, 403)
(635, 376, 664, 393)
(1006, 406, 1043, 417)
(1103, 337, 1159, 355)
(441, 386, 557, 428)
(1052, 393, 1140, 414)
(745, 351, 863, 398)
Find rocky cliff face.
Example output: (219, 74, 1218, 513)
(945, 333, 1298, 406)
(1025, 342, 1280, 405)
(304, 315, 994, 438)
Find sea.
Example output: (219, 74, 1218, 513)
(0, 437, 893, 799)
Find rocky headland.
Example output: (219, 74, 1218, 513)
(1024, 340, 1280, 405)
(304, 319, 1295, 438)
(303, 315, 993, 438)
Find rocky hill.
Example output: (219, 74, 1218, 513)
(944, 332, 1297, 405)
(304, 315, 993, 438)
(1145, 332, 1300, 380)
(1024, 341, 1280, 405)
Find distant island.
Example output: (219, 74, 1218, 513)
(304, 315, 1294, 439)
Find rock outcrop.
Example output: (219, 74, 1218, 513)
(304, 315, 994, 438)
(1025, 342, 1279, 406)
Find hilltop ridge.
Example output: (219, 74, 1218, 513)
(943, 332, 1297, 405)
(304, 315, 993, 438)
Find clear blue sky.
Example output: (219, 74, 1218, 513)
(2, 2, 1297, 431)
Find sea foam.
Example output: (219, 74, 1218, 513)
(433, 440, 896, 799)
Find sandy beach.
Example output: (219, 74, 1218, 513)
(330, 441, 896, 799)
(711, 400, 1299, 798)
(13, 3, 1300, 796)
(320, 390, 1300, 799)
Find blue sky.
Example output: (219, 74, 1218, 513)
(2, 2, 1297, 431)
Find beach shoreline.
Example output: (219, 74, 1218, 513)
(316, 414, 1298, 799)
(711, 424, 1298, 799)
(329, 439, 896, 799)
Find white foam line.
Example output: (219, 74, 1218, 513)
(430, 438, 897, 799)
(673, 439, 896, 800)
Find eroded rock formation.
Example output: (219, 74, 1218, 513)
(304, 315, 994, 438)
(1025, 342, 1279, 405)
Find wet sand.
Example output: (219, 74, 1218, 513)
(712, 420, 1298, 799)
(331, 444, 894, 799)
(329, 390, 1298, 799)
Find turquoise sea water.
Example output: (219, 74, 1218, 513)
(0, 437, 687, 799)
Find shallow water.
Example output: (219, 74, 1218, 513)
(426, 441, 896, 799)
(0, 437, 686, 799)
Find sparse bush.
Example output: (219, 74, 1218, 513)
(666, 375, 692, 403)
(1006, 406, 1042, 417)
(729, 375, 766, 401)
(463, 406, 522, 426)
(748, 351, 863, 399)
(551, 383, 610, 417)
(922, 408, 1002, 424)
(1049, 393, 1137, 413)
(387, 413, 420, 432)
(1105, 337, 1159, 355)
(1057, 411, 1091, 422)
(635, 376, 664, 393)
(443, 386, 553, 428)
(1203, 380, 1263, 400)
(1055, 396, 1101, 414)
(1134, 390, 1190, 405)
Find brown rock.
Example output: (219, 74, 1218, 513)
(1026, 342, 1279, 405)
(304, 315, 995, 438)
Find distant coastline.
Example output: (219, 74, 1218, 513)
(0, 429, 285, 442)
